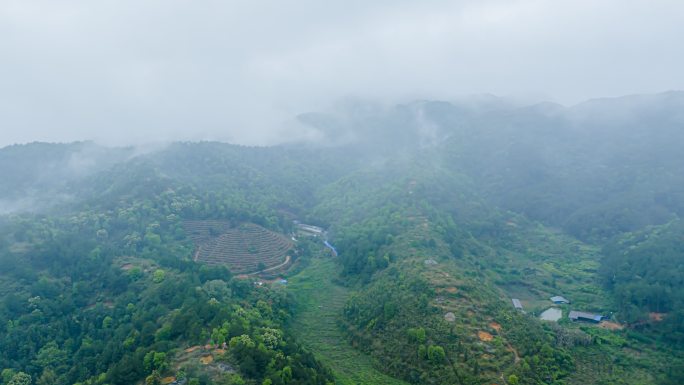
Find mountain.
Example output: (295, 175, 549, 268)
(1, 92, 683, 385)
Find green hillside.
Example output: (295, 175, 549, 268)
(288, 258, 408, 385)
(2, 93, 684, 384)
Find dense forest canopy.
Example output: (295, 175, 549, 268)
(1, 92, 683, 384)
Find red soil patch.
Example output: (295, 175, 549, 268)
(649, 312, 666, 322)
(214, 349, 226, 354)
(478, 331, 494, 341)
(120, 263, 134, 270)
(489, 322, 502, 332)
(184, 345, 201, 353)
(200, 355, 214, 364)
(161, 377, 176, 384)
(599, 321, 624, 330)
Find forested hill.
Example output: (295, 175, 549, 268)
(1, 91, 683, 384)
(300, 91, 684, 241)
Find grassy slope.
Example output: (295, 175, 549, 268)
(340, 215, 664, 384)
(287, 257, 409, 385)
(473, 222, 668, 384)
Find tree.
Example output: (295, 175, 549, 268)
(8, 372, 32, 385)
(144, 232, 161, 246)
(128, 267, 143, 280)
(176, 370, 187, 380)
(152, 269, 166, 283)
(152, 352, 168, 372)
(281, 366, 292, 384)
(33, 342, 68, 371)
(2, 369, 16, 384)
(407, 327, 426, 343)
(418, 344, 427, 359)
(143, 351, 168, 373)
(145, 371, 161, 385)
(36, 369, 56, 385)
(427, 345, 446, 363)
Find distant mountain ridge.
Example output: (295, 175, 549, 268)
(3, 91, 684, 240)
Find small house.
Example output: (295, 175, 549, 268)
(550, 296, 570, 304)
(512, 298, 523, 310)
(568, 311, 603, 323)
(296, 223, 325, 237)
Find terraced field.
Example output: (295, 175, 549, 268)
(288, 258, 409, 385)
(184, 220, 293, 273)
(184, 220, 234, 244)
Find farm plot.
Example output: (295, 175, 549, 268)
(184, 221, 293, 273)
(183, 220, 234, 244)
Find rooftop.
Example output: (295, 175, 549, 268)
(512, 298, 523, 309)
(569, 311, 603, 322)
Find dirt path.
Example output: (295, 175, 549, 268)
(288, 258, 408, 385)
(244, 255, 291, 275)
(508, 341, 521, 363)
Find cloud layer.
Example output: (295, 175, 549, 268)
(1, 0, 683, 146)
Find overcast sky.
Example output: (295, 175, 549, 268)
(1, 0, 683, 146)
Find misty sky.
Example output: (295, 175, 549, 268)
(1, 0, 683, 146)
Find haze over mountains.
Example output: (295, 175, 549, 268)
(4, 91, 683, 239)
(1, 90, 684, 384)
(4, 0, 684, 147)
(3, 0, 684, 383)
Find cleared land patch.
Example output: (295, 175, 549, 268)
(478, 331, 494, 342)
(184, 220, 292, 273)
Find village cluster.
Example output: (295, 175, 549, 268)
(511, 295, 605, 323)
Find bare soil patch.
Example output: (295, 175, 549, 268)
(478, 331, 494, 341)
(599, 321, 624, 330)
(200, 355, 214, 365)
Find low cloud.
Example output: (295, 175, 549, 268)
(1, 0, 683, 146)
